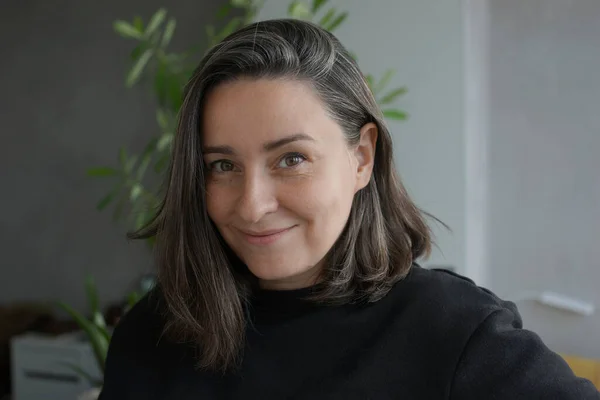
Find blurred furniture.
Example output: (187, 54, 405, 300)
(11, 332, 100, 400)
(0, 303, 56, 397)
(563, 355, 600, 389)
(0, 302, 81, 398)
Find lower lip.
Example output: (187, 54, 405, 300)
(242, 226, 295, 246)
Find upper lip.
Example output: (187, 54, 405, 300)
(238, 227, 294, 236)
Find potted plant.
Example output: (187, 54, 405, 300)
(56, 276, 144, 399)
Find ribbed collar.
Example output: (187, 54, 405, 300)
(249, 284, 327, 322)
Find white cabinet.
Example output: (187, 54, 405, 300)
(10, 333, 101, 400)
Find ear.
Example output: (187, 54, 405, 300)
(353, 122, 378, 193)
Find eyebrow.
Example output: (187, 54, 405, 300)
(202, 133, 315, 155)
(263, 133, 314, 151)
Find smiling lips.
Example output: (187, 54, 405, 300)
(239, 226, 296, 246)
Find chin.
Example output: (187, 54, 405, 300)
(246, 263, 298, 281)
(245, 259, 321, 290)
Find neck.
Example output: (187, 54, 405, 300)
(258, 265, 323, 291)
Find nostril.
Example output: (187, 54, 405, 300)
(236, 194, 278, 224)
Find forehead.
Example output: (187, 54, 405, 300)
(201, 78, 335, 147)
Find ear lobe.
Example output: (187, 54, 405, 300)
(354, 122, 378, 192)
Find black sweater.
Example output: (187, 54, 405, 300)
(99, 266, 599, 399)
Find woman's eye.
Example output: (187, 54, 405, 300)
(278, 153, 306, 168)
(210, 160, 235, 172)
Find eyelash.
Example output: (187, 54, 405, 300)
(208, 152, 307, 173)
(277, 152, 307, 169)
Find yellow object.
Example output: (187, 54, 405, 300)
(562, 354, 600, 389)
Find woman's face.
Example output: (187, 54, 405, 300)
(202, 78, 376, 290)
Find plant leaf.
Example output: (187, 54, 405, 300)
(154, 152, 170, 173)
(325, 12, 347, 32)
(167, 76, 184, 111)
(216, 4, 232, 19)
(379, 87, 408, 105)
(92, 311, 107, 330)
(56, 302, 109, 372)
(161, 18, 176, 48)
(134, 210, 149, 230)
(92, 312, 111, 343)
(130, 44, 143, 61)
(288, 1, 312, 19)
(86, 167, 117, 177)
(127, 291, 141, 311)
(113, 21, 143, 39)
(382, 109, 408, 120)
(374, 69, 395, 95)
(133, 16, 144, 32)
(85, 275, 99, 316)
(154, 61, 167, 106)
(125, 155, 138, 174)
(136, 155, 151, 181)
(83, 277, 111, 342)
(156, 109, 169, 132)
(144, 136, 160, 156)
(130, 183, 143, 202)
(126, 49, 153, 87)
(145, 8, 167, 38)
(312, 0, 327, 13)
(96, 190, 117, 211)
(318, 8, 335, 27)
(157, 133, 174, 152)
(118, 147, 127, 167)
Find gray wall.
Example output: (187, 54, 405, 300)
(258, 0, 467, 272)
(0, 0, 223, 310)
(488, 0, 600, 358)
(260, 0, 600, 358)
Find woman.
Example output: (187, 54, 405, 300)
(100, 19, 599, 399)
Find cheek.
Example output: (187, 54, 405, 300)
(205, 181, 232, 224)
(291, 163, 355, 228)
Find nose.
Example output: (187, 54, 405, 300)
(235, 170, 278, 224)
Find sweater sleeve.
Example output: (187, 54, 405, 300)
(98, 293, 165, 400)
(98, 316, 131, 400)
(450, 305, 600, 400)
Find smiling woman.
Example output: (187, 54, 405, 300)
(202, 78, 377, 290)
(98, 19, 600, 400)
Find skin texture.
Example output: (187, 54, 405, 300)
(202, 78, 377, 290)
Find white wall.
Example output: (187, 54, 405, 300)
(258, 0, 467, 273)
(487, 0, 600, 358)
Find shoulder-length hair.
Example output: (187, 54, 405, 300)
(131, 18, 433, 373)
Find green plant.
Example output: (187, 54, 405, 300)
(88, 0, 408, 239)
(285, 0, 409, 117)
(56, 276, 144, 385)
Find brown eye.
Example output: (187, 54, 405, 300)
(278, 153, 306, 168)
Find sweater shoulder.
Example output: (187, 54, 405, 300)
(403, 265, 511, 310)
(109, 288, 166, 353)
(390, 265, 519, 334)
(100, 289, 169, 399)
